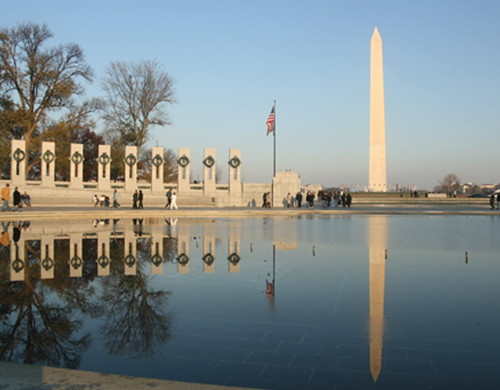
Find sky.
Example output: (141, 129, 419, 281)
(2, 0, 499, 190)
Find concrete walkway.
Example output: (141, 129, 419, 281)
(0, 200, 498, 221)
(0, 361, 262, 390)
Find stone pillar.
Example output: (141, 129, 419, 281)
(150, 224, 164, 274)
(124, 224, 137, 275)
(151, 146, 164, 194)
(70, 143, 84, 190)
(177, 223, 190, 274)
(203, 148, 216, 196)
(40, 235, 55, 280)
(124, 146, 138, 193)
(227, 220, 241, 273)
(177, 148, 190, 193)
(69, 233, 83, 278)
(10, 235, 26, 282)
(41, 142, 56, 188)
(228, 149, 242, 207)
(272, 171, 301, 208)
(97, 231, 111, 277)
(97, 145, 112, 192)
(10, 140, 26, 186)
(202, 222, 216, 273)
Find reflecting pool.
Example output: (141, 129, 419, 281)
(1, 215, 500, 390)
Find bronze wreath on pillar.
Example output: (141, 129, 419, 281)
(203, 156, 215, 168)
(124, 153, 137, 167)
(98, 153, 110, 166)
(42, 150, 55, 164)
(228, 156, 241, 169)
(177, 155, 190, 168)
(152, 154, 163, 167)
(71, 151, 83, 165)
(13, 148, 26, 163)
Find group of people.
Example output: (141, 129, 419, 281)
(93, 190, 120, 208)
(317, 190, 352, 208)
(265, 190, 353, 209)
(132, 190, 144, 209)
(1, 183, 31, 211)
(164, 189, 178, 209)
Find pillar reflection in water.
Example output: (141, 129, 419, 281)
(41, 234, 55, 279)
(177, 223, 190, 274)
(150, 224, 164, 274)
(124, 222, 137, 275)
(97, 230, 111, 276)
(69, 233, 83, 278)
(10, 238, 25, 282)
(202, 223, 216, 273)
(227, 220, 241, 273)
(368, 215, 387, 383)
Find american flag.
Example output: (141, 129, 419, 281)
(266, 105, 275, 135)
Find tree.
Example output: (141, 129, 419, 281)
(436, 173, 461, 195)
(101, 60, 175, 157)
(0, 22, 93, 177)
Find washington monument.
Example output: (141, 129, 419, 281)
(369, 27, 387, 192)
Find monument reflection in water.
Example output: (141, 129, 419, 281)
(1, 215, 500, 390)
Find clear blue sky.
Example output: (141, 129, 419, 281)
(2, 0, 499, 190)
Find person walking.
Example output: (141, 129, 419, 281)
(286, 193, 291, 208)
(346, 192, 352, 208)
(113, 190, 120, 208)
(1, 184, 11, 211)
(165, 189, 172, 208)
(132, 190, 138, 209)
(169, 191, 178, 210)
(13, 187, 22, 210)
(138, 190, 144, 209)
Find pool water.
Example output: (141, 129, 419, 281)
(1, 215, 500, 390)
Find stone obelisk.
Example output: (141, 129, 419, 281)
(369, 27, 387, 192)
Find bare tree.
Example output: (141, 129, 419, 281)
(437, 173, 461, 195)
(0, 23, 93, 177)
(101, 60, 175, 156)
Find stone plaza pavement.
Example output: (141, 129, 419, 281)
(0, 199, 497, 221)
(0, 361, 262, 390)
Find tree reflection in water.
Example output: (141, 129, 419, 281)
(0, 239, 91, 369)
(0, 220, 176, 367)
(98, 234, 172, 358)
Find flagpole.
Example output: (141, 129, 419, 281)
(273, 100, 276, 178)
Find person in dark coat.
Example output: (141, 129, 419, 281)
(132, 190, 138, 209)
(13, 187, 22, 209)
(296, 192, 302, 208)
(138, 190, 144, 209)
